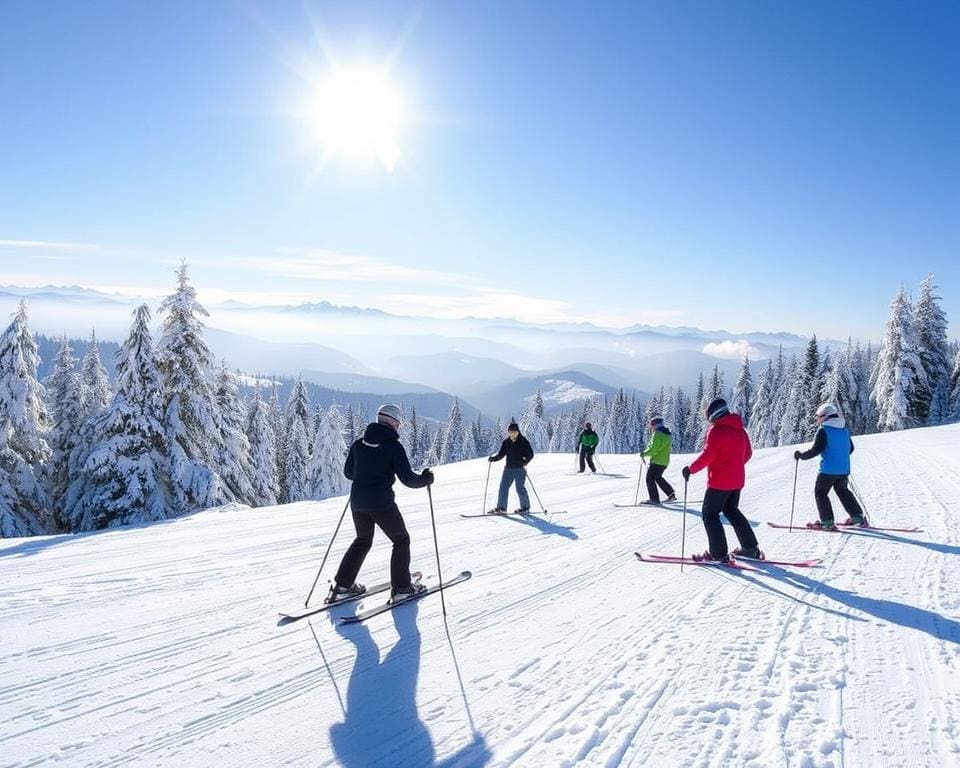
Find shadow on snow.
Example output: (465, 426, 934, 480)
(316, 601, 491, 768)
(496, 511, 579, 540)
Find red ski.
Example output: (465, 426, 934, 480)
(767, 522, 922, 534)
(635, 552, 759, 571)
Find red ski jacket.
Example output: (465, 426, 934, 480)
(688, 412, 752, 491)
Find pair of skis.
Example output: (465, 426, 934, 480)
(460, 509, 567, 519)
(278, 570, 472, 625)
(766, 521, 922, 533)
(635, 552, 821, 570)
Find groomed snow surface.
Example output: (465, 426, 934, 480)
(3, 426, 960, 768)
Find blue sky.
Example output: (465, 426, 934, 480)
(0, 0, 957, 339)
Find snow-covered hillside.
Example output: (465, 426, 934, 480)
(3, 426, 960, 767)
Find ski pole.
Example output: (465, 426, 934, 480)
(680, 476, 689, 574)
(525, 470, 548, 514)
(304, 494, 351, 607)
(481, 460, 492, 516)
(427, 483, 447, 617)
(596, 456, 607, 475)
(634, 455, 647, 506)
(848, 474, 869, 520)
(788, 457, 799, 533)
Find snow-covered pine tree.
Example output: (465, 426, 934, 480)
(766, 347, 788, 445)
(284, 417, 310, 502)
(156, 263, 224, 514)
(344, 404, 356, 446)
(872, 287, 927, 432)
(440, 398, 469, 464)
(285, 375, 313, 446)
(948, 348, 960, 423)
(821, 341, 853, 421)
(690, 372, 706, 449)
(672, 388, 692, 452)
(79, 331, 112, 419)
(748, 360, 774, 448)
(268, 382, 286, 501)
(914, 274, 951, 425)
(65, 304, 170, 530)
(798, 336, 821, 438)
(777, 356, 804, 446)
(520, 392, 549, 452)
(849, 340, 873, 434)
(246, 386, 279, 506)
(732, 354, 753, 426)
(425, 423, 443, 467)
(405, 406, 421, 467)
(45, 336, 83, 521)
(212, 364, 255, 505)
(308, 406, 348, 500)
(0, 302, 52, 536)
(606, 389, 630, 453)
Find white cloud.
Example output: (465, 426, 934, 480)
(0, 239, 100, 250)
(702, 340, 760, 359)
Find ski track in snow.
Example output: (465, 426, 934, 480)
(2, 426, 960, 767)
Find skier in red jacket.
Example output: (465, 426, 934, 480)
(681, 398, 761, 562)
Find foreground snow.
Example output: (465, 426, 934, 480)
(3, 426, 960, 767)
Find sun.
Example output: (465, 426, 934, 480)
(311, 66, 403, 172)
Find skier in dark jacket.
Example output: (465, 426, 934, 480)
(488, 421, 534, 513)
(795, 402, 865, 530)
(328, 404, 434, 603)
(576, 422, 599, 473)
(682, 398, 761, 562)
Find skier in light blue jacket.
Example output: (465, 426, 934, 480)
(794, 403, 866, 530)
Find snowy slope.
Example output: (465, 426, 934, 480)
(3, 426, 960, 767)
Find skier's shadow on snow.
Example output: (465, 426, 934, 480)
(848, 528, 960, 557)
(661, 504, 761, 529)
(497, 512, 579, 540)
(755, 568, 960, 645)
(326, 602, 492, 767)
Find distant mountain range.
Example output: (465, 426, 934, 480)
(7, 285, 831, 422)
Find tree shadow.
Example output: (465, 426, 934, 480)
(497, 512, 579, 540)
(325, 602, 491, 767)
(749, 567, 960, 645)
(848, 528, 960, 557)
(0, 532, 81, 558)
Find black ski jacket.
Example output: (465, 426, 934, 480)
(344, 422, 430, 511)
(491, 435, 534, 469)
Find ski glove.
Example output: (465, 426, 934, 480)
(681, 466, 691, 482)
(793, 450, 802, 461)
(421, 469, 435, 486)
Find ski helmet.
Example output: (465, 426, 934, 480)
(705, 398, 729, 423)
(815, 403, 839, 420)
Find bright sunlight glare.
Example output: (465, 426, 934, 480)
(312, 67, 403, 172)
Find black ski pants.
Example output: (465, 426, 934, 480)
(579, 447, 596, 473)
(701, 488, 758, 559)
(814, 473, 863, 523)
(645, 462, 675, 503)
(335, 503, 412, 590)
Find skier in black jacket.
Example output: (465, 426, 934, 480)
(328, 404, 434, 603)
(488, 421, 534, 514)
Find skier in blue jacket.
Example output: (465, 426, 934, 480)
(794, 403, 866, 530)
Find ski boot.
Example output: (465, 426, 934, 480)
(325, 581, 366, 604)
(486, 507, 507, 515)
(691, 550, 733, 564)
(514, 507, 532, 516)
(665, 493, 677, 502)
(841, 515, 868, 527)
(389, 582, 428, 604)
(639, 499, 662, 507)
(732, 546, 764, 560)
(807, 519, 836, 531)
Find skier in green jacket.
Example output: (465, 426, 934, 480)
(576, 422, 600, 473)
(641, 417, 676, 505)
